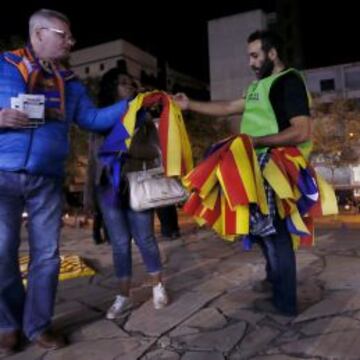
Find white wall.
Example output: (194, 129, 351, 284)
(70, 39, 157, 80)
(208, 10, 267, 101)
(304, 62, 360, 102)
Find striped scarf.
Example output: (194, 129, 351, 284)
(4, 45, 75, 120)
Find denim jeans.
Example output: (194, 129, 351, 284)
(0, 171, 63, 340)
(97, 186, 162, 278)
(258, 216, 297, 315)
(257, 239, 274, 284)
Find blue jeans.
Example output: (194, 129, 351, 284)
(258, 216, 297, 315)
(0, 171, 62, 340)
(97, 187, 162, 278)
(257, 240, 274, 284)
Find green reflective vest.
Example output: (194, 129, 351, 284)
(240, 68, 312, 158)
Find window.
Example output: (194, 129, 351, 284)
(85, 66, 90, 75)
(320, 79, 335, 92)
(100, 63, 105, 71)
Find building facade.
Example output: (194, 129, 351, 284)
(70, 39, 208, 97)
(304, 62, 360, 103)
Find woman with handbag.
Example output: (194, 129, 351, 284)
(85, 68, 168, 320)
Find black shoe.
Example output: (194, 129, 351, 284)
(161, 231, 180, 240)
(34, 330, 66, 350)
(253, 298, 296, 317)
(252, 279, 272, 293)
(93, 233, 105, 245)
(0, 330, 21, 355)
(171, 231, 181, 239)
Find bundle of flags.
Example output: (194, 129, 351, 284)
(182, 135, 338, 248)
(120, 91, 193, 176)
(263, 147, 338, 248)
(183, 135, 269, 240)
(99, 91, 193, 198)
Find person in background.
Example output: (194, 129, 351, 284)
(139, 79, 181, 241)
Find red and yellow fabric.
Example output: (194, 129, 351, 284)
(121, 91, 193, 176)
(183, 138, 338, 248)
(183, 135, 268, 240)
(263, 147, 338, 248)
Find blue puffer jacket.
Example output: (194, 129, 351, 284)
(0, 53, 128, 178)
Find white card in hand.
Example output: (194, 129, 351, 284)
(11, 97, 23, 111)
(19, 94, 45, 121)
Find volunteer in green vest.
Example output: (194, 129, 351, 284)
(173, 30, 312, 316)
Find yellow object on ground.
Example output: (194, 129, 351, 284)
(20, 255, 96, 284)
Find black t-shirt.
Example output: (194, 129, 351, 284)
(269, 71, 310, 132)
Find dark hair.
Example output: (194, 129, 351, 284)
(247, 30, 284, 60)
(98, 68, 129, 106)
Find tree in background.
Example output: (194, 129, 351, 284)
(184, 112, 232, 164)
(311, 98, 360, 176)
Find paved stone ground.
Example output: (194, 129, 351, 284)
(2, 216, 360, 359)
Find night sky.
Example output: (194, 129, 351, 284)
(0, 0, 358, 81)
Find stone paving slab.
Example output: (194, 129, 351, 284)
(11, 224, 360, 360)
(56, 284, 107, 302)
(73, 289, 119, 313)
(210, 289, 263, 313)
(0, 346, 46, 360)
(300, 315, 360, 336)
(125, 283, 224, 337)
(179, 308, 228, 330)
(280, 330, 360, 360)
(171, 322, 246, 353)
(252, 355, 318, 360)
(294, 291, 360, 323)
(142, 349, 180, 360)
(181, 352, 225, 360)
(229, 326, 280, 359)
(70, 319, 130, 342)
(43, 337, 156, 360)
(318, 255, 360, 290)
(217, 307, 265, 326)
(53, 301, 100, 330)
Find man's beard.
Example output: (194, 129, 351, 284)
(253, 56, 274, 79)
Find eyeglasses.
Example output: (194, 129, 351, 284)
(41, 27, 76, 45)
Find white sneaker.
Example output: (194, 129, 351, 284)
(153, 283, 169, 310)
(106, 295, 130, 319)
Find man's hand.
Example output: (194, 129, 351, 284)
(0, 109, 29, 128)
(172, 93, 190, 110)
(249, 116, 311, 149)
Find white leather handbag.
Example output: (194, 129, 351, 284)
(126, 166, 188, 211)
